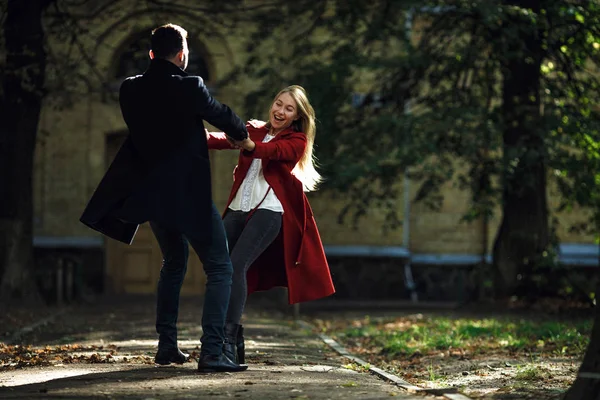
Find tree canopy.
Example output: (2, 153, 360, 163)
(234, 0, 600, 296)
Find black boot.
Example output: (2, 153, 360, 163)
(237, 325, 245, 364)
(154, 347, 190, 365)
(224, 323, 240, 363)
(197, 353, 248, 373)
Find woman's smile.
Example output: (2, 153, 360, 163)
(269, 92, 298, 133)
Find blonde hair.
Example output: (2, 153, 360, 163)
(266, 85, 322, 192)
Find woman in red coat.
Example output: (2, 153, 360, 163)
(207, 85, 335, 365)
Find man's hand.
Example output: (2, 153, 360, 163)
(226, 136, 240, 149)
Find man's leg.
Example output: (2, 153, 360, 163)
(186, 203, 234, 356)
(150, 221, 190, 365)
(188, 203, 248, 372)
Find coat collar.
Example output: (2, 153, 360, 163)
(251, 124, 298, 139)
(144, 58, 188, 77)
(276, 126, 299, 138)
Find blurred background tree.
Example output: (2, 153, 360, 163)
(233, 1, 600, 396)
(1, 0, 53, 304)
(0, 0, 255, 303)
(235, 0, 600, 300)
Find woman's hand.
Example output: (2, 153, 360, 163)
(237, 138, 256, 151)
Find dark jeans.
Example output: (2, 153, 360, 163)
(150, 202, 233, 356)
(223, 209, 282, 324)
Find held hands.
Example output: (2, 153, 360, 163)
(205, 129, 254, 151)
(226, 136, 237, 148)
(226, 136, 255, 152)
(239, 138, 256, 151)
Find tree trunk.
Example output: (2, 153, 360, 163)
(0, 0, 51, 304)
(564, 282, 600, 399)
(492, 0, 550, 299)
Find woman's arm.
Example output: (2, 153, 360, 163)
(241, 132, 307, 162)
(206, 130, 237, 150)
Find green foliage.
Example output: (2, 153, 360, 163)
(235, 0, 600, 237)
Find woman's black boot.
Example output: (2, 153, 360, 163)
(236, 325, 245, 364)
(224, 323, 240, 363)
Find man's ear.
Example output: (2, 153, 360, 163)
(178, 50, 184, 61)
(149, 50, 155, 60)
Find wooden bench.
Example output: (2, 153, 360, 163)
(34, 236, 103, 304)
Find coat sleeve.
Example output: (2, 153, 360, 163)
(244, 133, 307, 162)
(206, 131, 236, 150)
(188, 76, 248, 141)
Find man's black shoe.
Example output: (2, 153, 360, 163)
(197, 353, 248, 373)
(155, 348, 190, 365)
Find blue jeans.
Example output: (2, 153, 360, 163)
(150, 202, 233, 356)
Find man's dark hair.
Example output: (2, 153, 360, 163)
(151, 24, 188, 59)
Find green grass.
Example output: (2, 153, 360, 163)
(427, 361, 447, 382)
(514, 365, 545, 381)
(333, 316, 592, 357)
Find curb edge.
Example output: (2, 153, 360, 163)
(296, 319, 473, 400)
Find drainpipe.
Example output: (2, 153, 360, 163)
(403, 9, 417, 302)
(402, 171, 418, 302)
(401, 6, 455, 302)
(479, 211, 489, 300)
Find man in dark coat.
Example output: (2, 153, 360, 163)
(80, 24, 247, 373)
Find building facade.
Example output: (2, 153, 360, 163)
(31, 2, 597, 301)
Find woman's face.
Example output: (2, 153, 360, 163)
(269, 92, 298, 133)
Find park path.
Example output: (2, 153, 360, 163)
(0, 296, 429, 399)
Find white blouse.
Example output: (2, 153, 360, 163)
(228, 133, 284, 213)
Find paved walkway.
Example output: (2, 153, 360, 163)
(0, 296, 426, 399)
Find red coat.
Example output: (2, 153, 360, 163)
(207, 121, 335, 304)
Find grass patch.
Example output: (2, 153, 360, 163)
(321, 315, 592, 357)
(515, 365, 545, 381)
(427, 361, 446, 382)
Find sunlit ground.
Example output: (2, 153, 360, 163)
(311, 313, 591, 399)
(0, 322, 310, 387)
(0, 316, 403, 400)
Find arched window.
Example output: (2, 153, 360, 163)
(115, 29, 211, 82)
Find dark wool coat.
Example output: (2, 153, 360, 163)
(80, 59, 247, 243)
(208, 121, 335, 304)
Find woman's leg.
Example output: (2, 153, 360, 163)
(226, 209, 282, 325)
(222, 210, 247, 255)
